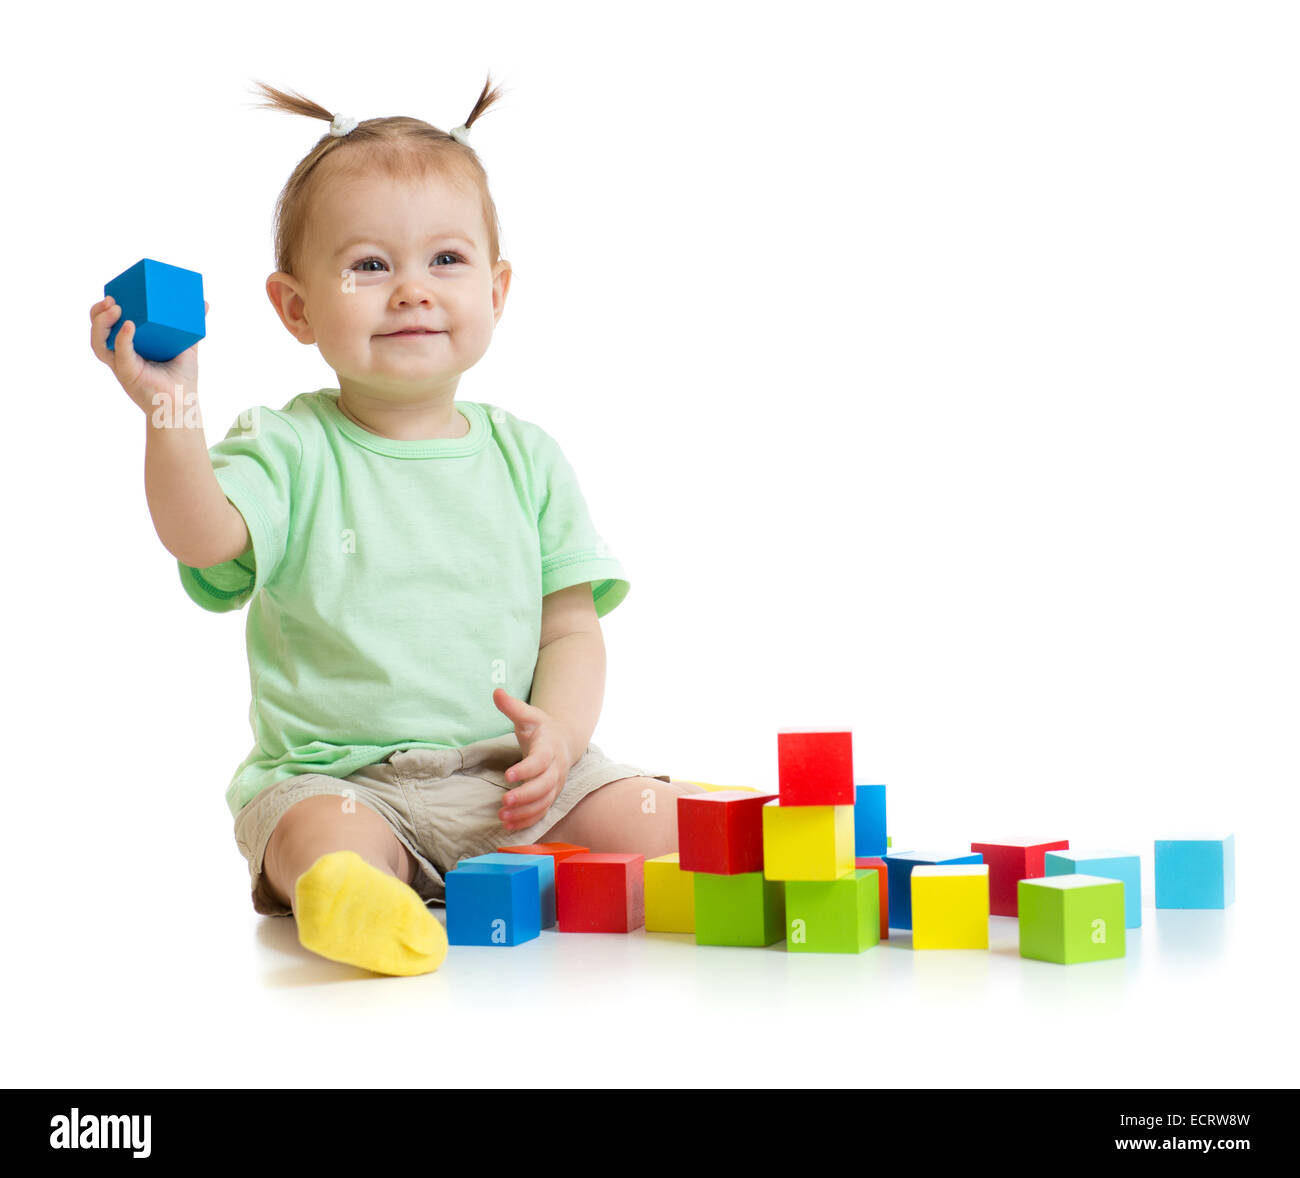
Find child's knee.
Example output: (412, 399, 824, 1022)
(265, 792, 407, 880)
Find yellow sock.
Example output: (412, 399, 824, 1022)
(294, 850, 448, 976)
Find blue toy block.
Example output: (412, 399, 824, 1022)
(1046, 849, 1142, 928)
(882, 850, 984, 930)
(1154, 836, 1235, 909)
(854, 784, 887, 857)
(104, 258, 206, 363)
(459, 852, 555, 928)
(445, 861, 542, 946)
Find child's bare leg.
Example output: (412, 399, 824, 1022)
(260, 794, 446, 976)
(542, 778, 708, 858)
(261, 793, 416, 915)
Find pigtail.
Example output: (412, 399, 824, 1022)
(247, 80, 335, 128)
(458, 74, 509, 139)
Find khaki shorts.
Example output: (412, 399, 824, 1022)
(233, 733, 670, 916)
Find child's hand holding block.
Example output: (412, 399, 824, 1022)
(104, 257, 206, 363)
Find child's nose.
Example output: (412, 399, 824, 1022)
(394, 281, 434, 305)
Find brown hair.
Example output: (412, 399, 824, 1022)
(247, 75, 509, 278)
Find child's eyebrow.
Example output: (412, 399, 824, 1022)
(332, 234, 477, 259)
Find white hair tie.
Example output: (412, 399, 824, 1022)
(329, 112, 471, 144)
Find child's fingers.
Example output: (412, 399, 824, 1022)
(500, 796, 551, 831)
(501, 771, 554, 810)
(89, 300, 121, 364)
(111, 313, 138, 371)
(505, 749, 548, 785)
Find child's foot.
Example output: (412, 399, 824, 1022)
(294, 850, 448, 976)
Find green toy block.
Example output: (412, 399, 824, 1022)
(695, 870, 785, 947)
(785, 869, 880, 953)
(1018, 875, 1126, 964)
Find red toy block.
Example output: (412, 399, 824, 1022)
(556, 853, 645, 932)
(777, 730, 854, 805)
(678, 790, 776, 875)
(970, 839, 1070, 916)
(855, 856, 890, 940)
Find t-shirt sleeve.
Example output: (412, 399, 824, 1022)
(536, 432, 630, 618)
(177, 406, 301, 613)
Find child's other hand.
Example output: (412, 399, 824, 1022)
(492, 688, 576, 832)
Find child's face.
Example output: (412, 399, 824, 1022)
(267, 169, 511, 403)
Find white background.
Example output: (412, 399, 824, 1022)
(4, 0, 1295, 1089)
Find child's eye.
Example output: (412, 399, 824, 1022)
(351, 254, 463, 272)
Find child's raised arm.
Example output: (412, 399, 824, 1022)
(90, 295, 248, 568)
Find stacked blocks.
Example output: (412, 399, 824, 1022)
(969, 838, 1069, 917)
(854, 857, 890, 939)
(786, 870, 880, 953)
(911, 865, 989, 949)
(769, 730, 874, 953)
(104, 258, 206, 363)
(679, 791, 784, 946)
(883, 851, 983, 930)
(556, 853, 645, 932)
(645, 853, 695, 933)
(445, 861, 542, 946)
(1155, 836, 1235, 909)
(765, 728, 857, 884)
(854, 784, 887, 856)
(1018, 875, 1126, 964)
(1046, 850, 1142, 928)
(459, 852, 556, 928)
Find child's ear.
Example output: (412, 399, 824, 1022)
(266, 271, 317, 345)
(492, 260, 513, 323)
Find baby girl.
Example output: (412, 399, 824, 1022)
(89, 75, 704, 976)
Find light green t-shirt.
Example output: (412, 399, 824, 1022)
(178, 390, 629, 818)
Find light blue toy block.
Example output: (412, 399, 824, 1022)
(459, 851, 555, 928)
(1046, 849, 1142, 928)
(882, 850, 984, 930)
(445, 862, 542, 946)
(1155, 835, 1235, 909)
(104, 257, 206, 362)
(854, 784, 887, 857)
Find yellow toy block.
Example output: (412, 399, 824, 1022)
(685, 781, 762, 793)
(644, 853, 695, 933)
(911, 864, 989, 949)
(761, 800, 855, 881)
